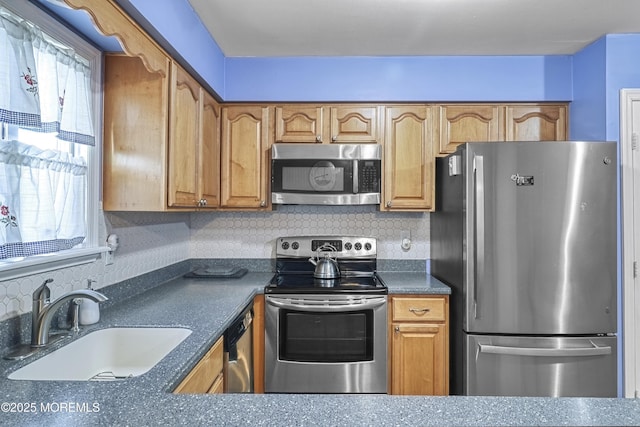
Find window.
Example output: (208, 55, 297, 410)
(0, 0, 102, 278)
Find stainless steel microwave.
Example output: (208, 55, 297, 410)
(271, 143, 381, 205)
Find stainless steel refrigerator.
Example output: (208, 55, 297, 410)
(431, 141, 618, 397)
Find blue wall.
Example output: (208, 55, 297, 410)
(123, 0, 226, 98)
(224, 56, 572, 102)
(570, 38, 607, 140)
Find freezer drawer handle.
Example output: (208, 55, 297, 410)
(478, 342, 612, 357)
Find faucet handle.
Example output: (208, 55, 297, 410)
(33, 278, 53, 302)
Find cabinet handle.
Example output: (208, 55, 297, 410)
(331, 135, 337, 142)
(409, 307, 431, 314)
(394, 326, 400, 333)
(315, 135, 322, 143)
(260, 200, 266, 207)
(386, 201, 392, 208)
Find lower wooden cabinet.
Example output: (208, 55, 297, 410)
(174, 336, 224, 394)
(389, 295, 449, 395)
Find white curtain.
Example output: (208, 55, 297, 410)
(0, 7, 95, 145)
(0, 7, 92, 259)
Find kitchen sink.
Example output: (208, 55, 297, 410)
(8, 327, 192, 381)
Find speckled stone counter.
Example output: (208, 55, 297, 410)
(1, 270, 640, 426)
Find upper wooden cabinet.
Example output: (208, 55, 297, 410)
(436, 103, 569, 156)
(168, 62, 201, 208)
(103, 53, 171, 211)
(220, 105, 271, 209)
(438, 105, 503, 155)
(274, 105, 382, 144)
(199, 91, 222, 208)
(274, 105, 324, 143)
(168, 62, 220, 209)
(331, 105, 381, 143)
(505, 104, 568, 141)
(383, 106, 435, 211)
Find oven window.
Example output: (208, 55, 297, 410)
(278, 309, 373, 362)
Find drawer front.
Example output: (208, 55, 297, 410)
(392, 297, 446, 322)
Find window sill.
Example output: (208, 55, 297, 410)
(0, 247, 108, 281)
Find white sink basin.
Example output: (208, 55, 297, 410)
(8, 327, 192, 381)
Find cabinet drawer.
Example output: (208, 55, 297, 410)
(174, 336, 224, 394)
(392, 297, 446, 322)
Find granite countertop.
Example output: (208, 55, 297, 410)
(1, 271, 640, 426)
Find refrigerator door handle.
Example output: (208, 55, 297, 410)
(473, 154, 485, 319)
(478, 342, 612, 357)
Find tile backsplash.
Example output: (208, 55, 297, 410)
(0, 205, 429, 321)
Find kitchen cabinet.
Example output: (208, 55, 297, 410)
(168, 62, 220, 209)
(274, 105, 324, 143)
(174, 335, 224, 394)
(505, 103, 568, 141)
(220, 105, 272, 209)
(437, 104, 503, 155)
(436, 103, 569, 156)
(389, 295, 449, 395)
(274, 104, 382, 144)
(103, 53, 170, 211)
(383, 105, 435, 211)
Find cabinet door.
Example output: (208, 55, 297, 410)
(330, 105, 381, 143)
(220, 106, 271, 209)
(383, 106, 434, 211)
(199, 91, 221, 208)
(103, 54, 170, 211)
(391, 323, 447, 395)
(505, 104, 568, 141)
(168, 62, 200, 208)
(438, 105, 503, 155)
(174, 336, 224, 394)
(275, 105, 324, 143)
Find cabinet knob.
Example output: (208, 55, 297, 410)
(394, 326, 400, 333)
(315, 135, 322, 143)
(260, 200, 266, 207)
(386, 201, 392, 208)
(331, 135, 337, 142)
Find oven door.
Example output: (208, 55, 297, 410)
(265, 294, 387, 393)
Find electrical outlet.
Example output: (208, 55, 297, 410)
(401, 230, 412, 251)
(105, 251, 114, 265)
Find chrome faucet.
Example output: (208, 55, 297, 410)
(31, 279, 108, 347)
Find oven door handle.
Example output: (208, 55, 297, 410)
(266, 296, 386, 312)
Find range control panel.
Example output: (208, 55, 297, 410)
(276, 236, 377, 259)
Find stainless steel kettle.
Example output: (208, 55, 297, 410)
(309, 248, 340, 279)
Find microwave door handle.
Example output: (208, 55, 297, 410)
(352, 160, 358, 193)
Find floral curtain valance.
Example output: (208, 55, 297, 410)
(0, 7, 95, 146)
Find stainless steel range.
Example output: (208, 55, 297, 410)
(264, 236, 387, 394)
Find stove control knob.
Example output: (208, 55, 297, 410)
(354, 242, 362, 251)
(291, 242, 299, 250)
(344, 242, 352, 250)
(364, 242, 372, 251)
(281, 242, 290, 250)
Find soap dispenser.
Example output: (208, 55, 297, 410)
(79, 279, 100, 325)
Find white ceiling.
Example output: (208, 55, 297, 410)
(188, 0, 640, 57)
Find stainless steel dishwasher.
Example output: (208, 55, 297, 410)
(223, 304, 254, 393)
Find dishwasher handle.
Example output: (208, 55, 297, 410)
(224, 308, 253, 360)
